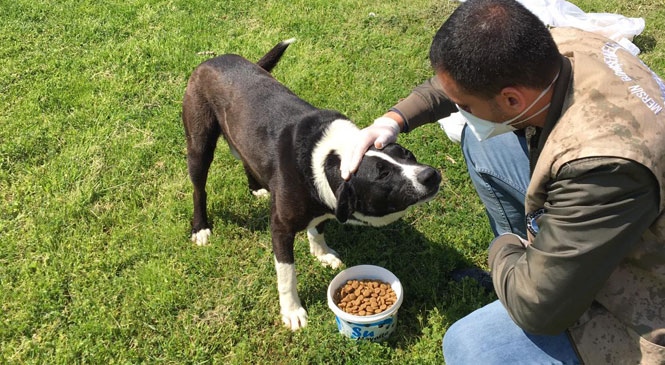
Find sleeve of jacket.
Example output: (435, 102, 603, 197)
(390, 76, 458, 131)
(488, 157, 660, 335)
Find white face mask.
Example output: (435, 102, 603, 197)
(458, 72, 559, 141)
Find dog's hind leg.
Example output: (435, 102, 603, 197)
(307, 220, 342, 269)
(183, 98, 220, 246)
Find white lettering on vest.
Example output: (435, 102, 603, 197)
(603, 42, 664, 115)
(602, 43, 632, 82)
(629, 85, 664, 115)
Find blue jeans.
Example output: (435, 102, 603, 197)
(442, 126, 581, 364)
(461, 126, 530, 238)
(443, 301, 581, 364)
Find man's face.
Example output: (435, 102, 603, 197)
(436, 71, 509, 123)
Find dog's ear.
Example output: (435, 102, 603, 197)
(335, 180, 356, 223)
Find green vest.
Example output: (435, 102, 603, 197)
(526, 27, 665, 364)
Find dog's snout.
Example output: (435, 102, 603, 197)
(417, 167, 441, 186)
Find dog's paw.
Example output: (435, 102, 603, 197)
(251, 189, 269, 198)
(316, 251, 343, 269)
(281, 307, 308, 331)
(307, 229, 342, 269)
(191, 229, 211, 246)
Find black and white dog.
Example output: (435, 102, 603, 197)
(182, 39, 441, 330)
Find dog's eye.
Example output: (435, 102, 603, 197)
(378, 169, 391, 179)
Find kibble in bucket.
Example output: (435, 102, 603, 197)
(333, 279, 397, 316)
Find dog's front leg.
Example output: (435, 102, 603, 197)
(307, 220, 342, 269)
(272, 227, 308, 330)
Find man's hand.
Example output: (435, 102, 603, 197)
(340, 116, 400, 180)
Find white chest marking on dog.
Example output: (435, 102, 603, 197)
(351, 210, 408, 227)
(307, 214, 335, 229)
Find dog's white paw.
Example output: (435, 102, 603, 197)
(252, 189, 269, 198)
(307, 228, 342, 269)
(316, 251, 343, 269)
(276, 262, 308, 331)
(281, 307, 308, 331)
(191, 229, 211, 246)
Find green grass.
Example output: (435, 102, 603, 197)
(2, 0, 664, 363)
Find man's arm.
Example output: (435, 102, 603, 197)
(340, 76, 456, 180)
(390, 76, 457, 131)
(489, 158, 659, 335)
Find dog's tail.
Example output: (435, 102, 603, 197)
(256, 38, 296, 73)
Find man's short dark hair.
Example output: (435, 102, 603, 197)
(430, 0, 561, 98)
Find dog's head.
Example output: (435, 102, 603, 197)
(324, 143, 441, 226)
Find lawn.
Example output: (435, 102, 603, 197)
(1, 0, 664, 363)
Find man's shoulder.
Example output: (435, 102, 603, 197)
(550, 27, 609, 49)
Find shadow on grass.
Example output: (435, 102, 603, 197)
(298, 219, 496, 347)
(210, 205, 271, 232)
(199, 192, 272, 235)
(635, 34, 657, 53)
(200, 192, 495, 348)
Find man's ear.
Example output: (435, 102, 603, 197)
(499, 86, 527, 111)
(335, 180, 356, 223)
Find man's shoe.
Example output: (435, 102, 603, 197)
(451, 267, 494, 293)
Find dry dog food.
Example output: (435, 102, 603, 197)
(334, 279, 397, 316)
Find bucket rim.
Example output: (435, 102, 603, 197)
(327, 264, 404, 324)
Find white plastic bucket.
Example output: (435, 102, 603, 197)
(327, 265, 404, 341)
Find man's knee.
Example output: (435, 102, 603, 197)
(442, 301, 510, 364)
(442, 315, 478, 364)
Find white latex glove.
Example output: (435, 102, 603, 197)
(340, 117, 400, 180)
